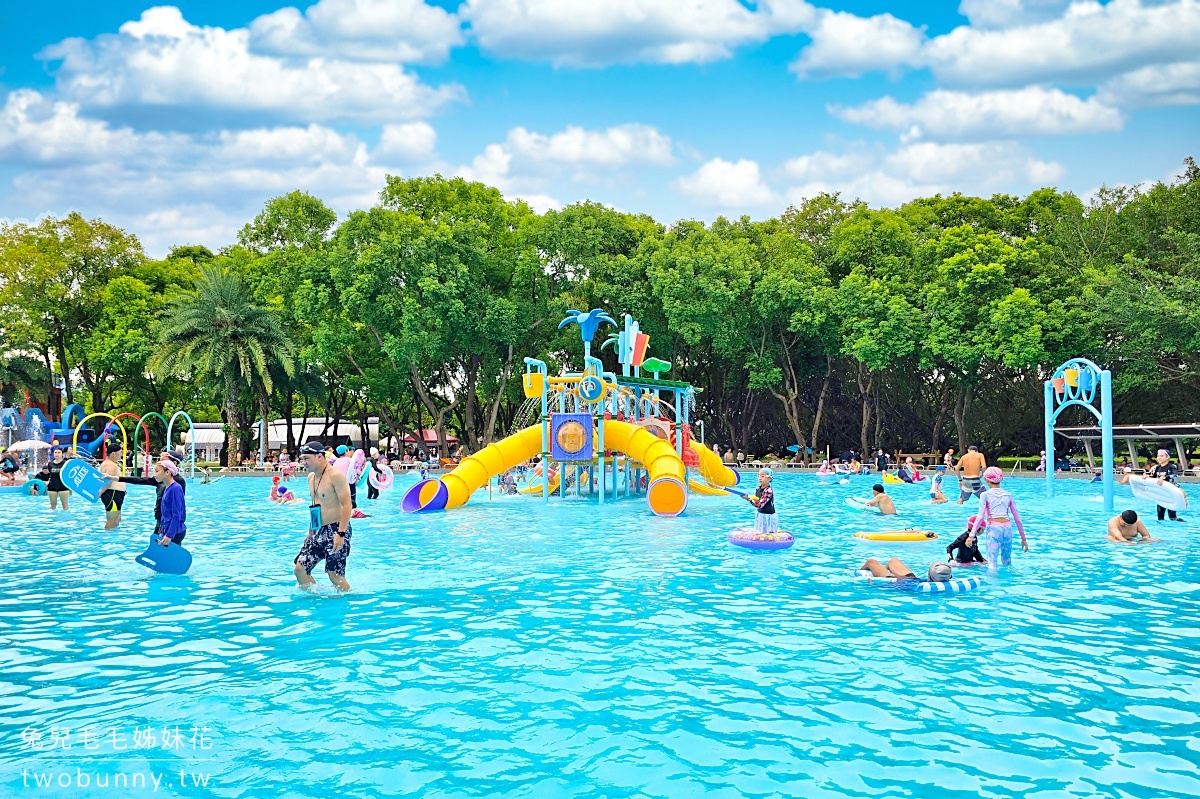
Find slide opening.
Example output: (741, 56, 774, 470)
(648, 476, 688, 517)
(402, 479, 448, 513)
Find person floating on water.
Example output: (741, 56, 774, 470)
(865, 483, 896, 515)
(859, 558, 952, 586)
(1107, 509, 1157, 543)
(955, 445, 987, 505)
(929, 465, 948, 504)
(98, 446, 127, 529)
(969, 467, 1028, 574)
(742, 468, 779, 532)
(123, 450, 187, 539)
(35, 448, 70, 511)
(155, 459, 187, 547)
(294, 439, 353, 592)
(946, 516, 986, 565)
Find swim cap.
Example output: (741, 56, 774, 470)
(936, 465, 946, 471)
(370, 447, 379, 457)
(872, 483, 884, 493)
(162, 449, 184, 464)
(983, 466, 1004, 483)
(299, 439, 325, 455)
(272, 475, 280, 484)
(1121, 509, 1138, 524)
(161, 460, 179, 476)
(928, 563, 952, 582)
(967, 515, 978, 528)
(759, 467, 773, 478)
(336, 445, 348, 456)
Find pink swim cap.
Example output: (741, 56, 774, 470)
(983, 466, 1003, 483)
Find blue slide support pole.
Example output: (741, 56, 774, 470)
(1045, 380, 1055, 498)
(1102, 369, 1114, 512)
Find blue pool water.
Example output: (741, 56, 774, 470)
(2, 472, 1199, 797)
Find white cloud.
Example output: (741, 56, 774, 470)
(783, 141, 1065, 207)
(924, 0, 1200, 87)
(782, 150, 871, 181)
(1099, 60, 1200, 107)
(0, 90, 407, 255)
(956, 0, 1073, 29)
(375, 122, 438, 164)
(38, 6, 464, 122)
(248, 0, 463, 63)
(675, 158, 778, 208)
(832, 87, 1123, 140)
(789, 0, 1200, 97)
(505, 124, 674, 167)
(790, 9, 925, 79)
(460, 0, 817, 66)
(456, 123, 674, 208)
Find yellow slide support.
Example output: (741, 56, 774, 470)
(602, 420, 688, 516)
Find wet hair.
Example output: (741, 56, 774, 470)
(1121, 509, 1138, 524)
(872, 484, 884, 493)
(968, 445, 978, 451)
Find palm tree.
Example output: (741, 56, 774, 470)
(151, 266, 295, 464)
(558, 309, 616, 360)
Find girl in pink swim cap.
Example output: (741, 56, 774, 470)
(969, 466, 1029, 574)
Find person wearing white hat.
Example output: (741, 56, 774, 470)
(743, 468, 779, 533)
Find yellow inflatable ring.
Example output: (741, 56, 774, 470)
(882, 474, 905, 484)
(854, 530, 938, 541)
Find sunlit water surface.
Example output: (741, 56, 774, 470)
(1, 472, 1198, 798)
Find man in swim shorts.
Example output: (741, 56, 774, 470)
(956, 445, 987, 505)
(865, 484, 896, 515)
(98, 446, 127, 529)
(294, 439, 353, 592)
(1107, 510, 1157, 543)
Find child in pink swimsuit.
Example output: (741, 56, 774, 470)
(969, 467, 1029, 574)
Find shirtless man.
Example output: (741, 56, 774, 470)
(866, 483, 897, 515)
(293, 439, 353, 592)
(1107, 510, 1157, 544)
(98, 446, 127, 529)
(956, 445, 987, 505)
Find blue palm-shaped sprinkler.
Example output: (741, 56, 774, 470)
(558, 309, 617, 360)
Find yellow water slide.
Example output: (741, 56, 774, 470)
(687, 441, 740, 495)
(602, 420, 689, 516)
(402, 425, 543, 512)
(402, 420, 689, 516)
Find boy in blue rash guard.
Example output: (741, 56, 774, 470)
(929, 465, 948, 504)
(155, 460, 187, 546)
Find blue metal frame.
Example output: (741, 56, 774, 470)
(1045, 358, 1113, 511)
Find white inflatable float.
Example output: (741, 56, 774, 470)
(1129, 476, 1188, 511)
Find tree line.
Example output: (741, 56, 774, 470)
(1, 158, 1198, 463)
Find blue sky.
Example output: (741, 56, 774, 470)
(2, 0, 1198, 254)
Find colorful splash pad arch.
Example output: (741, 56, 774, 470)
(1045, 358, 1113, 512)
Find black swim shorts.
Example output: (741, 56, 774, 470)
(294, 522, 352, 576)
(100, 489, 126, 512)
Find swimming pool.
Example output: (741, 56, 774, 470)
(2, 472, 1198, 797)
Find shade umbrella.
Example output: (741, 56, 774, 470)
(6, 439, 50, 452)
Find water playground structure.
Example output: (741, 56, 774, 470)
(1, 402, 196, 475)
(403, 310, 740, 516)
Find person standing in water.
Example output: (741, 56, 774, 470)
(742, 468, 780, 532)
(955, 445, 987, 505)
(155, 460, 187, 546)
(294, 439, 353, 592)
(1146, 449, 1184, 522)
(123, 450, 187, 538)
(1107, 510, 1156, 543)
(98, 446, 128, 529)
(969, 467, 1028, 574)
(35, 448, 70, 511)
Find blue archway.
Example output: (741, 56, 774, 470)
(1045, 358, 1113, 511)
